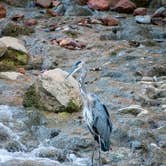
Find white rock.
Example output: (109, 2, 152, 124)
(41, 68, 81, 107)
(0, 37, 28, 53)
(0, 71, 23, 80)
(135, 15, 151, 24)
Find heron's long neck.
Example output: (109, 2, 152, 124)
(79, 66, 88, 105)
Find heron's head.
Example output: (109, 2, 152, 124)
(65, 60, 84, 79)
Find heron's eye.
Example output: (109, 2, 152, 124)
(75, 61, 82, 67)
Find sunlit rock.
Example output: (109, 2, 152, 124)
(23, 68, 82, 112)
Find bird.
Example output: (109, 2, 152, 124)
(65, 61, 112, 166)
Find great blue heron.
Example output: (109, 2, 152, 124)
(66, 61, 112, 166)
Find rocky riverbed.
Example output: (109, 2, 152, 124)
(0, 0, 166, 165)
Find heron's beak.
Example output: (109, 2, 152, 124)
(65, 66, 79, 79)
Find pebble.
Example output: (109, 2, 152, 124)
(135, 15, 151, 24)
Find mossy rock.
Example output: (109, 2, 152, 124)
(63, 100, 80, 113)
(0, 47, 29, 71)
(1, 23, 34, 37)
(23, 84, 43, 109)
(23, 84, 81, 113)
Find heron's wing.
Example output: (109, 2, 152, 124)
(102, 104, 112, 132)
(92, 103, 112, 151)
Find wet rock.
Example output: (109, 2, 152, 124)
(65, 4, 93, 16)
(50, 134, 93, 151)
(23, 68, 82, 112)
(0, 123, 23, 152)
(67, 153, 90, 165)
(1, 22, 34, 37)
(36, 0, 52, 8)
(32, 146, 67, 161)
(0, 37, 29, 71)
(133, 7, 147, 16)
(112, 0, 136, 13)
(135, 15, 151, 24)
(32, 126, 60, 141)
(0, 71, 23, 80)
(0, 4, 6, 19)
(87, 0, 110, 11)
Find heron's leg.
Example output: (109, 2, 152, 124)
(98, 135, 102, 166)
(91, 148, 94, 166)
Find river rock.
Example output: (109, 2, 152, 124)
(112, 0, 136, 13)
(23, 68, 82, 113)
(36, 0, 52, 8)
(135, 15, 151, 24)
(0, 4, 6, 19)
(87, 0, 110, 10)
(133, 7, 147, 16)
(0, 37, 29, 71)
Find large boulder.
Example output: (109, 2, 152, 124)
(23, 68, 82, 113)
(0, 37, 29, 71)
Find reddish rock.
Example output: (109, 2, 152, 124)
(36, 0, 52, 8)
(112, 0, 136, 13)
(88, 0, 110, 10)
(133, 7, 147, 16)
(25, 19, 38, 26)
(0, 4, 6, 19)
(101, 16, 119, 26)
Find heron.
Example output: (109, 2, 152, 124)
(65, 61, 112, 166)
